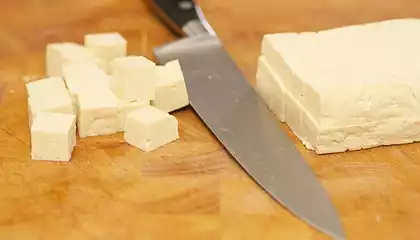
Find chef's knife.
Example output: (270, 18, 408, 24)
(146, 0, 345, 239)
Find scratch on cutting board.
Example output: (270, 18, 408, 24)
(320, 161, 391, 177)
(343, 162, 391, 176)
(0, 126, 28, 146)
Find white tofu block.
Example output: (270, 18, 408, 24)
(124, 106, 179, 152)
(26, 76, 68, 98)
(110, 56, 157, 102)
(84, 32, 127, 73)
(46, 42, 97, 77)
(117, 100, 149, 132)
(26, 77, 74, 125)
(262, 18, 420, 128)
(30, 112, 76, 161)
(151, 60, 189, 112)
(76, 88, 119, 137)
(63, 62, 109, 91)
(258, 23, 420, 155)
(62, 62, 110, 109)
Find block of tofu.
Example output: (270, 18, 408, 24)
(26, 77, 74, 125)
(258, 18, 420, 154)
(30, 112, 76, 161)
(124, 106, 179, 152)
(84, 32, 127, 73)
(152, 60, 189, 112)
(117, 100, 149, 132)
(110, 56, 157, 102)
(26, 76, 69, 98)
(62, 62, 110, 109)
(46, 42, 98, 77)
(261, 18, 420, 128)
(75, 88, 119, 137)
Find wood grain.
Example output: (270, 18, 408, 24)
(1, 0, 420, 239)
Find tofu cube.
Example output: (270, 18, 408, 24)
(117, 100, 149, 132)
(76, 88, 119, 138)
(26, 76, 69, 98)
(124, 106, 179, 152)
(110, 56, 157, 102)
(30, 112, 76, 161)
(84, 32, 127, 72)
(26, 77, 74, 125)
(62, 62, 110, 109)
(46, 42, 97, 77)
(151, 60, 189, 112)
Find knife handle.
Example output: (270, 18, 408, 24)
(145, 0, 213, 37)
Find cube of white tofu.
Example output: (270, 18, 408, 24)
(151, 60, 189, 112)
(30, 112, 76, 161)
(76, 88, 119, 137)
(62, 62, 111, 109)
(26, 76, 69, 98)
(84, 32, 127, 72)
(117, 100, 149, 132)
(26, 77, 74, 125)
(63, 62, 109, 90)
(110, 56, 157, 102)
(124, 106, 179, 152)
(46, 42, 98, 77)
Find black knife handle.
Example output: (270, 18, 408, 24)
(146, 0, 200, 36)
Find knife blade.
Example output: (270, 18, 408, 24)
(145, 1, 345, 239)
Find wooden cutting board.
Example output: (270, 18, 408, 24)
(0, 0, 420, 239)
